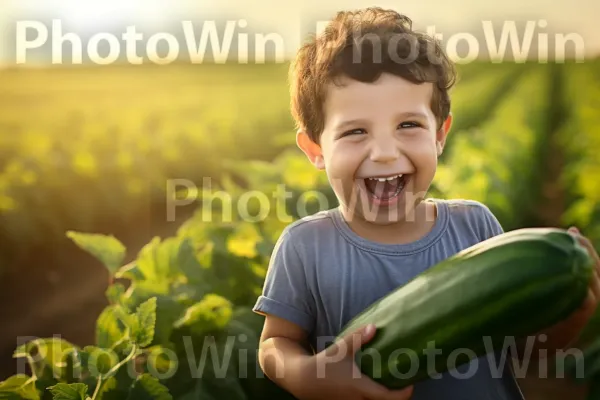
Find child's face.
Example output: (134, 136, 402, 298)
(299, 72, 451, 225)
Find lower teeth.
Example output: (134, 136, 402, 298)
(372, 182, 404, 200)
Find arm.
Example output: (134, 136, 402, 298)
(252, 230, 319, 398)
(258, 314, 315, 398)
(258, 314, 414, 400)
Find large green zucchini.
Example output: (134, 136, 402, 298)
(337, 228, 594, 389)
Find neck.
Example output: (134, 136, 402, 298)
(340, 201, 438, 245)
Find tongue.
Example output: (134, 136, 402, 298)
(365, 178, 401, 199)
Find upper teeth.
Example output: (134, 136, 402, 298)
(368, 174, 403, 182)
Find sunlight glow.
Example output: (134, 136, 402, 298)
(56, 0, 169, 29)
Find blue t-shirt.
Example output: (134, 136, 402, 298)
(253, 198, 525, 400)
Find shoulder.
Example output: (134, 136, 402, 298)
(269, 208, 339, 260)
(439, 198, 493, 215)
(277, 208, 338, 243)
(435, 198, 504, 241)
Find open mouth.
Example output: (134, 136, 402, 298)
(363, 174, 409, 201)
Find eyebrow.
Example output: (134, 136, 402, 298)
(399, 112, 429, 120)
(334, 118, 369, 132)
(333, 112, 429, 131)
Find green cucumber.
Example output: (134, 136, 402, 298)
(337, 228, 594, 389)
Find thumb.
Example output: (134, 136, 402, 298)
(341, 324, 376, 356)
(325, 324, 375, 359)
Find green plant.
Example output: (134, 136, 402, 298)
(2, 226, 298, 399)
(1, 150, 337, 399)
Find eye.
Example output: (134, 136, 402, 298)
(339, 128, 366, 138)
(398, 121, 422, 129)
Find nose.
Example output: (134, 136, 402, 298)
(369, 136, 400, 163)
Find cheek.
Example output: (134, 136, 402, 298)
(408, 139, 438, 188)
(408, 137, 438, 164)
(323, 143, 365, 202)
(326, 142, 362, 176)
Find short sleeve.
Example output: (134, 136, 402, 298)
(252, 230, 315, 333)
(478, 203, 505, 239)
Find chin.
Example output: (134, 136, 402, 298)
(351, 194, 415, 225)
(364, 207, 414, 225)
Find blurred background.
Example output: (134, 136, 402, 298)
(0, 0, 599, 398)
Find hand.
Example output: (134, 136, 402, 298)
(537, 227, 600, 352)
(300, 324, 414, 400)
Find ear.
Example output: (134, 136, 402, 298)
(436, 112, 453, 156)
(296, 130, 325, 170)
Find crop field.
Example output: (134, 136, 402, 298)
(0, 58, 599, 399)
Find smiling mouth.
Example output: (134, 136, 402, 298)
(362, 174, 408, 200)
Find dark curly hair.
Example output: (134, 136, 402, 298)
(289, 7, 457, 143)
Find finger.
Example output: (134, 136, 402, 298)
(580, 236, 600, 271)
(587, 260, 600, 304)
(569, 227, 600, 300)
(328, 324, 376, 359)
(571, 289, 598, 340)
(580, 239, 600, 302)
(579, 288, 597, 316)
(552, 290, 597, 348)
(570, 227, 600, 269)
(591, 271, 600, 305)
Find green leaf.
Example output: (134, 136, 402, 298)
(133, 298, 157, 347)
(125, 375, 172, 400)
(223, 310, 296, 399)
(280, 150, 323, 191)
(13, 338, 80, 382)
(170, 283, 202, 306)
(148, 296, 184, 347)
(208, 250, 261, 305)
(226, 308, 264, 340)
(66, 231, 126, 276)
(226, 223, 261, 259)
(89, 377, 123, 400)
(0, 374, 40, 399)
(105, 284, 126, 305)
(142, 346, 174, 376)
(196, 336, 248, 400)
(81, 347, 119, 377)
(255, 240, 274, 259)
(128, 237, 182, 282)
(114, 282, 181, 347)
(96, 306, 128, 350)
(48, 383, 88, 400)
(100, 301, 154, 349)
(177, 239, 211, 291)
(173, 295, 232, 336)
(122, 281, 170, 308)
(83, 366, 133, 399)
(207, 225, 235, 255)
(114, 262, 145, 282)
(111, 306, 137, 332)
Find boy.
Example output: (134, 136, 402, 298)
(252, 7, 600, 399)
